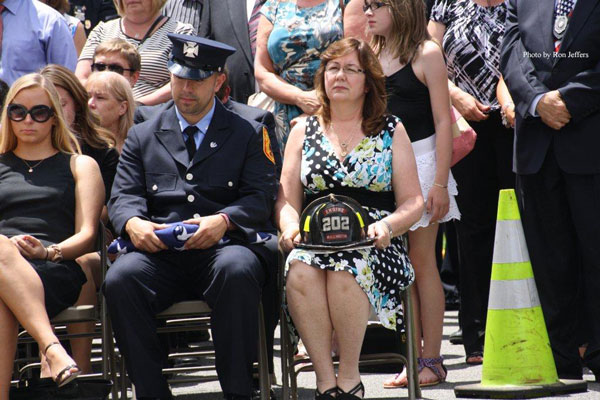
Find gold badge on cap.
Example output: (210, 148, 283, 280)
(183, 42, 199, 58)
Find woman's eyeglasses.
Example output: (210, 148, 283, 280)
(91, 63, 135, 75)
(325, 64, 365, 76)
(362, 1, 387, 12)
(7, 104, 55, 123)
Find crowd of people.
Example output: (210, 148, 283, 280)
(0, 0, 598, 400)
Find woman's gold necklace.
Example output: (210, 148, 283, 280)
(21, 158, 45, 173)
(331, 123, 360, 157)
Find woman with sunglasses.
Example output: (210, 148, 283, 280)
(86, 71, 135, 153)
(40, 64, 118, 375)
(75, 0, 194, 106)
(364, 0, 459, 387)
(0, 73, 103, 398)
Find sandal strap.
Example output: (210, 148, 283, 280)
(43, 341, 60, 356)
(418, 357, 446, 382)
(339, 381, 364, 396)
(315, 387, 338, 399)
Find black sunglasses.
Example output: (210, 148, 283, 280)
(91, 62, 135, 75)
(7, 104, 55, 123)
(363, 1, 387, 12)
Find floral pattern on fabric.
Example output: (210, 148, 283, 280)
(261, 0, 347, 143)
(284, 115, 415, 351)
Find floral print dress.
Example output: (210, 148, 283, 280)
(261, 0, 348, 146)
(285, 115, 415, 348)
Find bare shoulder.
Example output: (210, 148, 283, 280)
(419, 40, 444, 61)
(70, 154, 100, 178)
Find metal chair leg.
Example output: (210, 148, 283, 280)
(404, 288, 421, 399)
(280, 310, 290, 400)
(258, 302, 270, 400)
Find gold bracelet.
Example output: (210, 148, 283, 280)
(433, 182, 448, 189)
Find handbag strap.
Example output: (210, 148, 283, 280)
(139, 15, 167, 46)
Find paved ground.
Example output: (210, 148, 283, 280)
(164, 310, 599, 400)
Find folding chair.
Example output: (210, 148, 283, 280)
(278, 245, 422, 400)
(114, 299, 271, 400)
(13, 223, 116, 393)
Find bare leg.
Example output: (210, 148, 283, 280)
(286, 261, 337, 393)
(409, 225, 446, 384)
(327, 270, 370, 396)
(0, 299, 18, 400)
(67, 253, 99, 374)
(0, 237, 78, 384)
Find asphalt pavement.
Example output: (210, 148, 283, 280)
(165, 310, 599, 400)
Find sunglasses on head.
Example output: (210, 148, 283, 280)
(91, 62, 135, 75)
(363, 1, 387, 12)
(7, 104, 55, 123)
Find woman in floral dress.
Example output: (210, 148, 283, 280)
(255, 0, 349, 148)
(276, 38, 423, 400)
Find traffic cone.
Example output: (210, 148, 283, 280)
(455, 189, 587, 398)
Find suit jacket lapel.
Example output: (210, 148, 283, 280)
(555, 0, 600, 61)
(191, 100, 233, 166)
(226, 0, 254, 66)
(536, 0, 556, 55)
(155, 107, 189, 167)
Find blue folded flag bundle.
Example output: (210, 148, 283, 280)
(108, 222, 272, 255)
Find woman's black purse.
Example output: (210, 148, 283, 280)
(9, 378, 112, 400)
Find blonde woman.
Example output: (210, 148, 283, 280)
(86, 71, 135, 152)
(0, 73, 103, 399)
(40, 64, 118, 374)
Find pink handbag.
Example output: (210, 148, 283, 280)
(450, 106, 477, 166)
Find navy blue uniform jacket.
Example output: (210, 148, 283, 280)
(108, 99, 277, 259)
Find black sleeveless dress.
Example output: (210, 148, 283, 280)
(385, 63, 461, 229)
(0, 152, 87, 318)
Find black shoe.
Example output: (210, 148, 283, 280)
(315, 387, 338, 400)
(337, 382, 364, 400)
(252, 388, 276, 400)
(449, 329, 463, 345)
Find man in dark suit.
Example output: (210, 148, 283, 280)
(199, 0, 260, 104)
(104, 34, 278, 400)
(501, 0, 600, 381)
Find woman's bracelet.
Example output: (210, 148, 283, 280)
(48, 244, 63, 262)
(433, 182, 448, 189)
(380, 220, 393, 237)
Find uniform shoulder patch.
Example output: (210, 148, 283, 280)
(262, 126, 275, 165)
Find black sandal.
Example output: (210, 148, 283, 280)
(337, 382, 364, 400)
(315, 387, 338, 400)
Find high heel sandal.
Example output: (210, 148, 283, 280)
(43, 342, 81, 387)
(337, 381, 364, 400)
(315, 387, 338, 400)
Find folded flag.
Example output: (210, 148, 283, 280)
(108, 222, 272, 255)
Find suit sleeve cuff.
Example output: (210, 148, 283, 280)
(528, 93, 545, 117)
